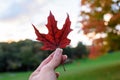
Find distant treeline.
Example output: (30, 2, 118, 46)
(0, 39, 88, 72)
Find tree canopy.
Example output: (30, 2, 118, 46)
(0, 39, 88, 72)
(80, 0, 120, 52)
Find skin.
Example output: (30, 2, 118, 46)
(29, 48, 67, 80)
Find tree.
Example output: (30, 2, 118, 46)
(0, 39, 47, 72)
(80, 0, 120, 52)
(72, 42, 89, 59)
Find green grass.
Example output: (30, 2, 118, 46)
(0, 51, 120, 80)
(57, 51, 120, 80)
(0, 72, 31, 80)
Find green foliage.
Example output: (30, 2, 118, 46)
(72, 42, 89, 59)
(63, 42, 89, 59)
(0, 39, 43, 72)
(0, 51, 120, 80)
(106, 32, 120, 51)
(0, 40, 88, 72)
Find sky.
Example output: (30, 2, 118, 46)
(0, 0, 92, 47)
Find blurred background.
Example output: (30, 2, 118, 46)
(0, 0, 120, 80)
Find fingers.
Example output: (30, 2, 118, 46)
(62, 55, 67, 64)
(55, 72, 60, 78)
(30, 52, 56, 80)
(47, 48, 63, 69)
(35, 51, 55, 72)
(29, 48, 67, 80)
(34, 48, 67, 73)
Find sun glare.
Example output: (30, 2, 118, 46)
(104, 13, 112, 22)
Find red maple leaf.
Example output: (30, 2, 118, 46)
(33, 12, 72, 50)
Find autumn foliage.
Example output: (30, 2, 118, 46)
(33, 12, 72, 50)
(80, 0, 120, 56)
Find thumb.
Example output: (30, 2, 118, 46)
(47, 48, 63, 69)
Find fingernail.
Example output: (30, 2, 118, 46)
(55, 48, 62, 56)
(64, 55, 68, 59)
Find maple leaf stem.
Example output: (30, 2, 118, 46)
(61, 56, 66, 71)
(62, 63, 66, 71)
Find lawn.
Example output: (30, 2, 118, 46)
(0, 51, 120, 80)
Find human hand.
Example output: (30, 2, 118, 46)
(29, 48, 67, 80)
